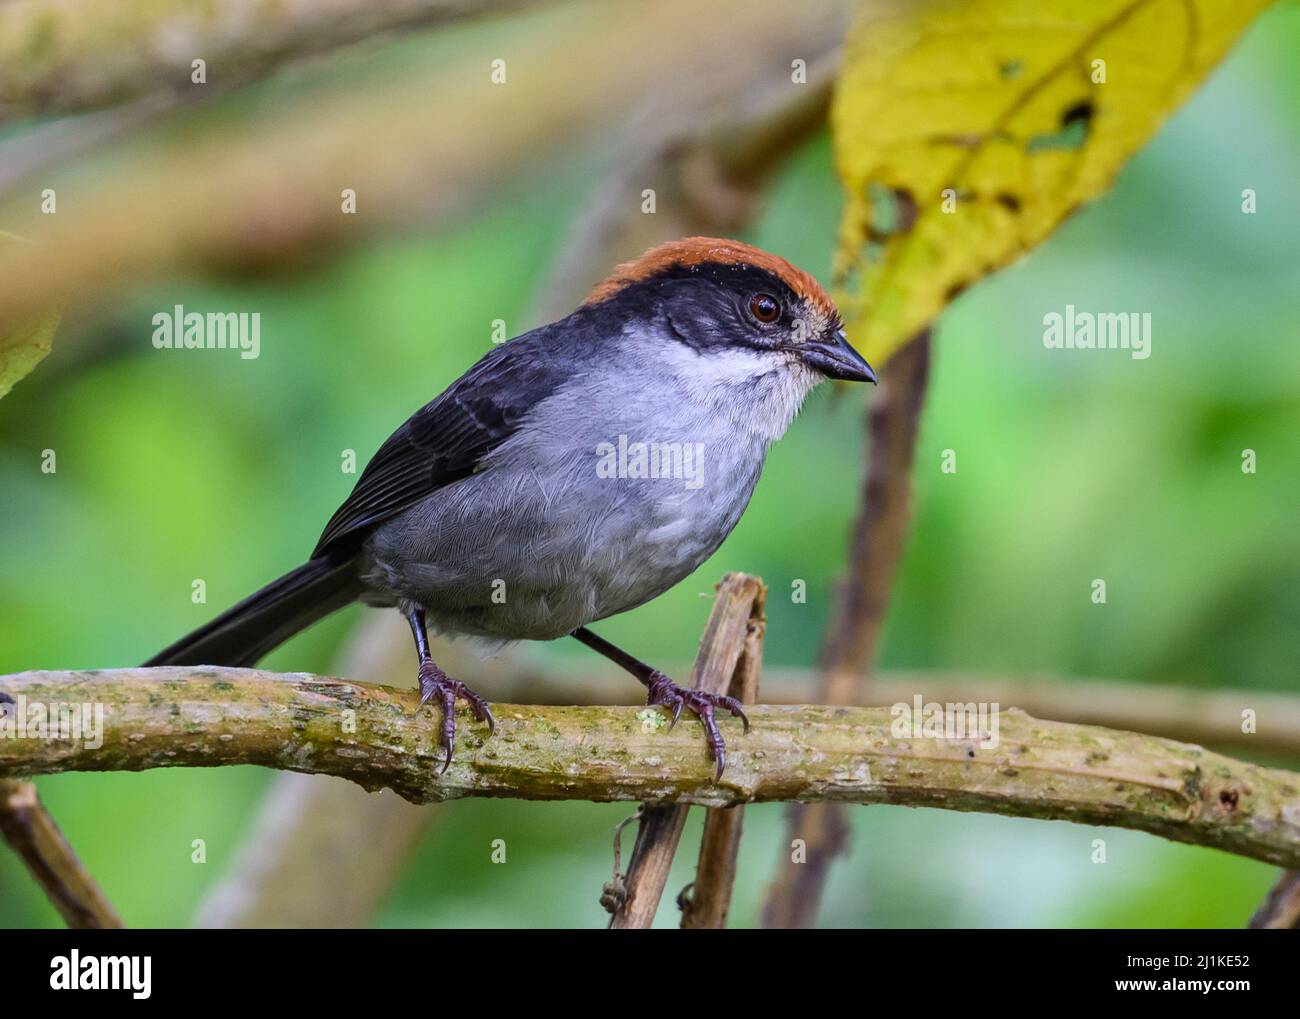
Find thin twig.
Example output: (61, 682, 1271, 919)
(606, 572, 766, 929)
(0, 777, 123, 929)
(762, 329, 932, 928)
(680, 604, 766, 929)
(3, 666, 1299, 868)
(599, 808, 642, 915)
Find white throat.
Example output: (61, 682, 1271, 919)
(664, 343, 821, 444)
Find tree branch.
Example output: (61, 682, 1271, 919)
(0, 777, 123, 928)
(2, 666, 1298, 868)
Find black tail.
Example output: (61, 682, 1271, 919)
(144, 556, 363, 668)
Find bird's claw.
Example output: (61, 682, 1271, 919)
(645, 672, 749, 781)
(417, 661, 495, 773)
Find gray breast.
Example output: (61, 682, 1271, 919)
(358, 379, 770, 641)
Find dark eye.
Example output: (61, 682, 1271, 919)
(748, 293, 781, 323)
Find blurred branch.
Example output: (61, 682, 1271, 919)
(606, 573, 765, 929)
(1249, 871, 1300, 929)
(528, 42, 843, 324)
(0, 95, 181, 197)
(0, 0, 850, 333)
(3, 667, 1299, 869)
(0, 776, 123, 928)
(0, 0, 543, 124)
(818, 332, 931, 701)
(0, 1, 547, 197)
(193, 772, 431, 928)
(762, 329, 931, 928)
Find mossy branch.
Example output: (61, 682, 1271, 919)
(1, 667, 1298, 868)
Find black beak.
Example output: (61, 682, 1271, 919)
(802, 329, 878, 384)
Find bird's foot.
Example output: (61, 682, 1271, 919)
(645, 672, 750, 781)
(417, 660, 495, 773)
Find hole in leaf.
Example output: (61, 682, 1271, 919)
(865, 182, 918, 238)
(1027, 100, 1095, 152)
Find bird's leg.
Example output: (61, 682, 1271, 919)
(406, 607, 495, 773)
(570, 626, 749, 781)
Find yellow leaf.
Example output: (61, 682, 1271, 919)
(831, 0, 1272, 364)
(0, 231, 60, 399)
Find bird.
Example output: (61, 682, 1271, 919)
(145, 237, 877, 779)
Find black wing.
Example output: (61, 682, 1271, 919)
(312, 329, 571, 558)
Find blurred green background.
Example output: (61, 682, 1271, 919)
(1, 4, 1297, 928)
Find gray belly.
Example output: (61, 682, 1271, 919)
(358, 426, 766, 640)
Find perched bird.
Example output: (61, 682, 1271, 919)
(146, 237, 876, 778)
